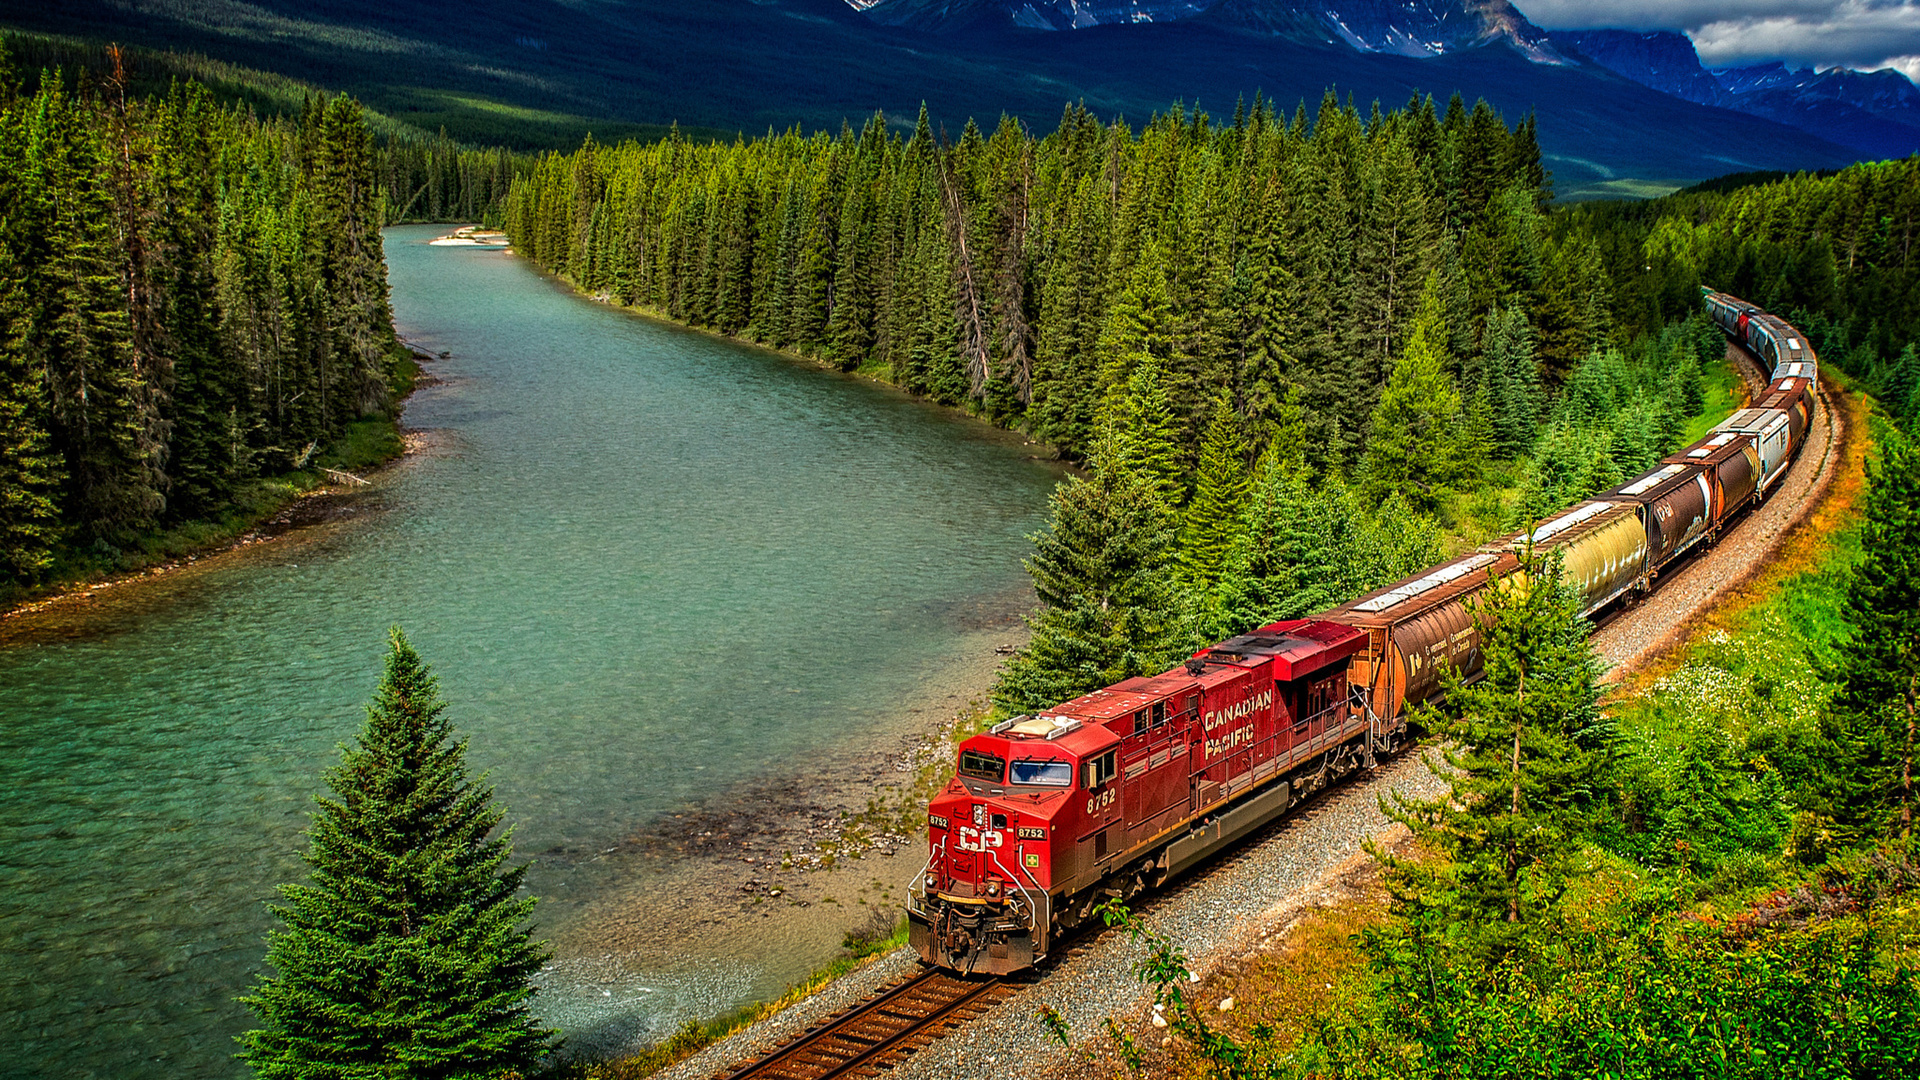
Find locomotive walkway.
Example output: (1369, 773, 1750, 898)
(664, 344, 1851, 1080)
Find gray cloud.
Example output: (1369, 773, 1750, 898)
(1518, 0, 1920, 74)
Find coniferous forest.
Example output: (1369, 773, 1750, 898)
(0, 53, 409, 586)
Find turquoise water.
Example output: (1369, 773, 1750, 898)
(0, 225, 1062, 1078)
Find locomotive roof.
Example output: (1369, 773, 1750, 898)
(1315, 549, 1519, 629)
(973, 716, 1118, 756)
(1190, 618, 1367, 680)
(1050, 680, 1195, 722)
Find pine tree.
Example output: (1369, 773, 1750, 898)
(1823, 423, 1920, 839)
(0, 246, 62, 582)
(1480, 304, 1541, 458)
(240, 628, 557, 1078)
(1102, 357, 1185, 509)
(1381, 546, 1610, 947)
(1178, 393, 1250, 588)
(1361, 275, 1463, 511)
(1885, 343, 1920, 428)
(993, 471, 1181, 713)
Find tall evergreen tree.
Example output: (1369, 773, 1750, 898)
(1823, 422, 1920, 839)
(1480, 303, 1541, 459)
(1361, 275, 1463, 510)
(1179, 393, 1250, 588)
(0, 245, 62, 581)
(993, 470, 1181, 713)
(1382, 546, 1610, 945)
(240, 628, 556, 1079)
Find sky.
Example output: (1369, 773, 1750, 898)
(1516, 0, 1920, 81)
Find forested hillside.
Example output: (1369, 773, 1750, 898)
(2, 33, 530, 228)
(0, 51, 406, 585)
(506, 94, 1595, 468)
(1565, 157, 1920, 424)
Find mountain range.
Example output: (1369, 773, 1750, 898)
(1548, 29, 1920, 161)
(0, 0, 1891, 195)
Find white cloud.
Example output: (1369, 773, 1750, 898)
(1691, 3, 1920, 69)
(1516, 0, 1920, 78)
(1519, 1, 1852, 32)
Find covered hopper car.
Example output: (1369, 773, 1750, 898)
(909, 289, 1821, 976)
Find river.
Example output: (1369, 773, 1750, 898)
(0, 225, 1065, 1078)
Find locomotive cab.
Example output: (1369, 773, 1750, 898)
(909, 716, 1119, 975)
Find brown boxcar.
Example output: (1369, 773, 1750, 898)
(1315, 550, 1520, 722)
(1605, 462, 1712, 570)
(1664, 431, 1760, 525)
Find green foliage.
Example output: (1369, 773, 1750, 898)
(503, 95, 1553, 470)
(1382, 547, 1609, 944)
(1824, 421, 1920, 840)
(1211, 460, 1439, 636)
(1477, 304, 1541, 459)
(992, 468, 1183, 713)
(0, 53, 412, 581)
(1179, 393, 1251, 589)
(1361, 276, 1465, 511)
(1332, 914, 1920, 1080)
(240, 628, 556, 1078)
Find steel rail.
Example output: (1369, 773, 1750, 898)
(715, 966, 1003, 1080)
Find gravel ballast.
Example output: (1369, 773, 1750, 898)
(654, 345, 1850, 1080)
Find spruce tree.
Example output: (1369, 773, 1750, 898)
(1360, 275, 1463, 511)
(993, 469, 1180, 714)
(1103, 357, 1185, 510)
(1178, 393, 1250, 588)
(0, 247, 61, 582)
(1480, 304, 1540, 458)
(1824, 423, 1920, 839)
(240, 628, 556, 1079)
(1382, 546, 1610, 946)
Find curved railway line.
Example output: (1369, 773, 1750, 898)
(694, 325, 1852, 1080)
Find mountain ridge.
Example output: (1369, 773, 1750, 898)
(0, 0, 1859, 196)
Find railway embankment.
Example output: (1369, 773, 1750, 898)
(635, 366, 1867, 1080)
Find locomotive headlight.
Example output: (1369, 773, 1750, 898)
(986, 880, 1001, 897)
(925, 874, 937, 889)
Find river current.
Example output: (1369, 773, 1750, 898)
(0, 225, 1063, 1078)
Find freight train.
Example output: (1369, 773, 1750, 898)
(908, 290, 1822, 975)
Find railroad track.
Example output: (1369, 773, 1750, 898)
(709, 770, 1381, 1079)
(713, 966, 1020, 1080)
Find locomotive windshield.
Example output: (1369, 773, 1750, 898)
(958, 749, 1005, 782)
(1009, 759, 1073, 787)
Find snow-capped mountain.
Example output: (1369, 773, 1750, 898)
(854, 0, 1571, 63)
(1548, 29, 1920, 160)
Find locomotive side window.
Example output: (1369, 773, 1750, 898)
(1151, 701, 1167, 727)
(1185, 694, 1199, 718)
(1010, 759, 1073, 787)
(959, 750, 1005, 783)
(1132, 709, 1149, 735)
(1083, 750, 1117, 789)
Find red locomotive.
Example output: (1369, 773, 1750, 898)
(909, 290, 1821, 975)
